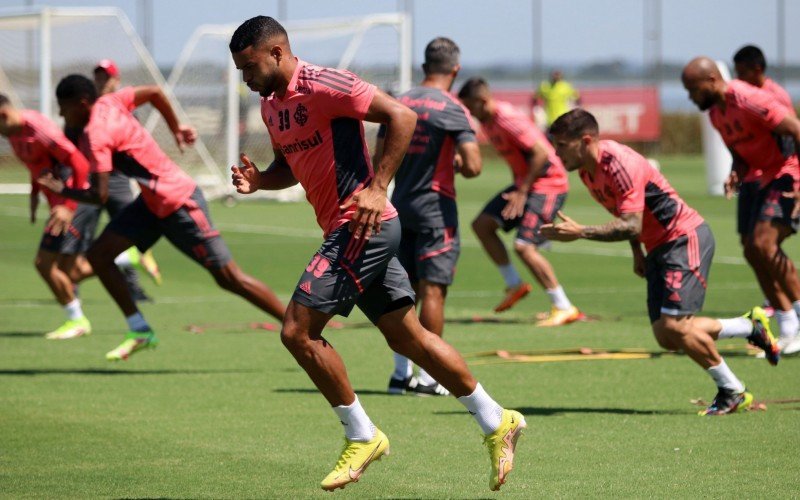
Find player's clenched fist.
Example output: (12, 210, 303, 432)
(231, 153, 261, 194)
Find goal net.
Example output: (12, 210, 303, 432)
(165, 12, 411, 201)
(0, 7, 230, 199)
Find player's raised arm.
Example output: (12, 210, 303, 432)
(133, 85, 196, 151)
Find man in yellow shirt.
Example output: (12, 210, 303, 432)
(532, 70, 580, 128)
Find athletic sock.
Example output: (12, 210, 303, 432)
(707, 359, 745, 393)
(114, 248, 133, 268)
(546, 285, 573, 310)
(717, 317, 752, 339)
(63, 298, 84, 321)
(790, 301, 800, 332)
(457, 383, 504, 434)
(775, 309, 799, 340)
(125, 312, 151, 333)
(416, 368, 437, 386)
(498, 264, 522, 288)
(392, 353, 412, 380)
(332, 396, 376, 442)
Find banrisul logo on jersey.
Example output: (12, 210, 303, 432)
(280, 130, 323, 156)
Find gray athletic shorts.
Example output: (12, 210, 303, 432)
(105, 170, 136, 218)
(481, 184, 567, 245)
(103, 187, 232, 269)
(645, 223, 714, 323)
(38, 203, 100, 255)
(291, 217, 416, 324)
(398, 225, 460, 286)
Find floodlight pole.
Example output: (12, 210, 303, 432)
(39, 8, 52, 117)
(531, 0, 542, 83)
(226, 55, 240, 172)
(777, 0, 785, 84)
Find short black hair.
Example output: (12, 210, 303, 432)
(423, 37, 460, 75)
(549, 109, 599, 138)
(0, 94, 10, 107)
(229, 15, 287, 53)
(55, 74, 98, 103)
(457, 77, 488, 100)
(733, 45, 767, 71)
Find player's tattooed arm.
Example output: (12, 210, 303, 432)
(580, 212, 643, 242)
(542, 210, 642, 242)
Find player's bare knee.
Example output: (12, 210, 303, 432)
(513, 240, 534, 255)
(34, 255, 53, 276)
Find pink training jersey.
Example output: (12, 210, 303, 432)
(8, 109, 89, 211)
(81, 88, 196, 218)
(710, 79, 799, 185)
(579, 140, 705, 252)
(261, 59, 397, 236)
(482, 100, 568, 194)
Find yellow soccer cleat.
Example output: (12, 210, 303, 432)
(106, 331, 159, 361)
(535, 305, 583, 327)
(320, 428, 390, 491)
(494, 282, 532, 313)
(484, 409, 526, 491)
(138, 250, 162, 286)
(45, 317, 91, 340)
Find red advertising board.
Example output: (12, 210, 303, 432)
(489, 86, 661, 141)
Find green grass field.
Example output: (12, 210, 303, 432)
(1, 155, 798, 498)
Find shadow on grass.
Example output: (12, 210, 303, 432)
(273, 387, 393, 396)
(435, 406, 683, 417)
(0, 368, 261, 376)
(0, 331, 43, 338)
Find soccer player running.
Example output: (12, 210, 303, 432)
(730, 47, 800, 351)
(91, 59, 163, 300)
(0, 94, 94, 339)
(376, 37, 482, 397)
(542, 109, 780, 416)
(229, 16, 525, 492)
(682, 56, 800, 356)
(458, 77, 581, 325)
(40, 75, 286, 361)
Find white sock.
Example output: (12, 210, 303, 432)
(498, 263, 522, 288)
(775, 309, 799, 340)
(392, 353, 412, 380)
(332, 396, 376, 442)
(707, 359, 745, 393)
(416, 368, 437, 386)
(63, 298, 84, 321)
(457, 383, 504, 434)
(717, 317, 752, 339)
(546, 285, 572, 310)
(790, 300, 800, 331)
(114, 248, 133, 268)
(125, 312, 150, 332)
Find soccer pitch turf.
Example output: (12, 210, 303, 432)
(1, 155, 798, 498)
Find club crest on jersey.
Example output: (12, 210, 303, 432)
(280, 130, 323, 155)
(295, 84, 311, 95)
(294, 103, 309, 126)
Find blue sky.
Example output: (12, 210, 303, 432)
(1, 0, 798, 69)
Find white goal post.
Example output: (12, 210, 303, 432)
(0, 6, 232, 199)
(164, 12, 412, 201)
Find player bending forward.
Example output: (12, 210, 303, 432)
(41, 75, 286, 361)
(543, 109, 780, 416)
